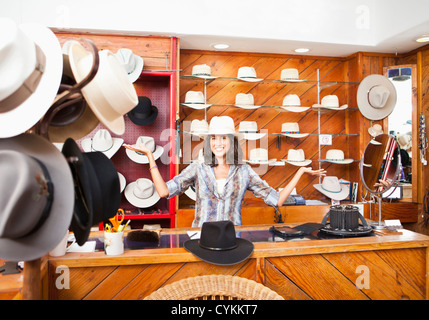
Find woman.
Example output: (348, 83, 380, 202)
(124, 116, 326, 227)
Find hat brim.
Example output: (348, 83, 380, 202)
(282, 159, 312, 166)
(127, 55, 144, 83)
(241, 132, 267, 140)
(238, 77, 263, 83)
(125, 145, 164, 164)
(81, 137, 124, 159)
(124, 181, 160, 208)
(235, 105, 261, 109)
(322, 159, 354, 164)
(280, 106, 310, 113)
(357, 74, 397, 120)
(0, 24, 63, 138)
(312, 104, 348, 110)
(182, 103, 212, 109)
(0, 134, 74, 261)
(193, 75, 217, 80)
(313, 183, 349, 200)
(128, 105, 158, 126)
(280, 79, 304, 83)
(281, 133, 309, 138)
(118, 172, 126, 193)
(183, 238, 254, 266)
(244, 159, 277, 165)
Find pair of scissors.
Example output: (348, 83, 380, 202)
(109, 209, 124, 232)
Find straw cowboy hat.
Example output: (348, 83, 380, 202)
(192, 64, 216, 79)
(322, 149, 354, 164)
(281, 122, 309, 138)
(237, 67, 263, 82)
(127, 96, 158, 126)
(125, 178, 160, 208)
(125, 136, 164, 164)
(312, 95, 348, 110)
(245, 148, 276, 165)
(189, 119, 209, 136)
(238, 121, 266, 140)
(62, 138, 121, 245)
(114, 48, 144, 83)
(357, 74, 397, 120)
(68, 41, 138, 135)
(314, 176, 350, 201)
(81, 128, 124, 159)
(201, 116, 241, 137)
(368, 123, 383, 137)
(0, 18, 63, 138)
(280, 68, 304, 82)
(184, 220, 254, 265)
(234, 93, 261, 109)
(0, 134, 74, 261)
(183, 91, 211, 109)
(281, 94, 310, 112)
(282, 149, 312, 166)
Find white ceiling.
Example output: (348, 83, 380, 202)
(4, 0, 429, 57)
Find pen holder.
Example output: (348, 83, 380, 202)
(104, 231, 124, 256)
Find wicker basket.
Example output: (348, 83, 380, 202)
(144, 274, 284, 300)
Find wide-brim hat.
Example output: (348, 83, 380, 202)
(281, 123, 309, 138)
(127, 96, 158, 126)
(183, 220, 254, 266)
(238, 121, 266, 140)
(322, 149, 354, 164)
(200, 116, 242, 137)
(124, 178, 160, 208)
(115, 48, 144, 83)
(125, 136, 164, 164)
(357, 74, 397, 120)
(182, 102, 212, 109)
(314, 176, 349, 201)
(81, 129, 124, 159)
(62, 138, 120, 245)
(282, 149, 312, 166)
(368, 123, 383, 137)
(280, 106, 310, 113)
(0, 20, 63, 138)
(68, 41, 138, 135)
(244, 148, 276, 165)
(0, 133, 74, 261)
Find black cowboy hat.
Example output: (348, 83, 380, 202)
(127, 96, 158, 126)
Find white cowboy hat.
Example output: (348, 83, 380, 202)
(118, 172, 126, 193)
(368, 123, 383, 137)
(125, 136, 164, 164)
(244, 148, 276, 165)
(357, 74, 397, 120)
(68, 41, 138, 135)
(192, 64, 216, 79)
(314, 176, 349, 200)
(282, 149, 312, 166)
(234, 93, 261, 109)
(280, 94, 310, 112)
(280, 68, 304, 82)
(281, 122, 309, 138)
(115, 48, 144, 83)
(124, 178, 160, 208)
(0, 18, 63, 138)
(182, 91, 211, 109)
(237, 67, 263, 82)
(312, 95, 348, 110)
(201, 116, 241, 137)
(322, 149, 353, 164)
(81, 129, 123, 159)
(189, 119, 209, 136)
(238, 121, 266, 140)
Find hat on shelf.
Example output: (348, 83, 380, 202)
(357, 74, 397, 120)
(237, 67, 263, 82)
(125, 136, 164, 164)
(312, 95, 348, 110)
(313, 176, 350, 201)
(118, 172, 126, 193)
(189, 119, 209, 136)
(62, 138, 121, 245)
(81, 129, 124, 159)
(114, 48, 144, 83)
(281, 94, 310, 112)
(127, 96, 158, 126)
(192, 64, 216, 79)
(183, 220, 254, 266)
(0, 18, 63, 138)
(280, 68, 303, 82)
(183, 91, 211, 109)
(244, 148, 276, 165)
(68, 41, 138, 135)
(234, 93, 261, 109)
(48, 44, 100, 142)
(201, 116, 241, 137)
(368, 123, 383, 137)
(238, 121, 266, 140)
(282, 149, 312, 166)
(322, 149, 353, 164)
(124, 178, 160, 208)
(0, 134, 74, 261)
(281, 122, 309, 138)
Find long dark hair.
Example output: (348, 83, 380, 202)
(203, 134, 243, 166)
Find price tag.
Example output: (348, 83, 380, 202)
(319, 134, 332, 145)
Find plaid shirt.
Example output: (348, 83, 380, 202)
(166, 162, 279, 227)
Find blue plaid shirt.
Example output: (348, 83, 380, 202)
(166, 162, 279, 227)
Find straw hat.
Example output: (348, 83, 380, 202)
(81, 129, 124, 159)
(282, 149, 312, 166)
(114, 48, 144, 83)
(322, 149, 353, 164)
(190, 119, 209, 136)
(280, 68, 303, 82)
(357, 74, 397, 120)
(314, 176, 349, 200)
(201, 116, 241, 137)
(312, 95, 348, 110)
(281, 122, 309, 138)
(245, 148, 276, 165)
(125, 136, 164, 164)
(0, 18, 63, 138)
(281, 94, 310, 112)
(125, 178, 160, 208)
(183, 91, 211, 109)
(237, 67, 262, 82)
(368, 123, 383, 137)
(68, 41, 138, 135)
(234, 93, 260, 109)
(192, 64, 216, 79)
(238, 121, 266, 140)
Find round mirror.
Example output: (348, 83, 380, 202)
(359, 133, 402, 196)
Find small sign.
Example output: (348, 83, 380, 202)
(319, 134, 332, 145)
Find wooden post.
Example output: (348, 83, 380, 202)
(22, 259, 41, 300)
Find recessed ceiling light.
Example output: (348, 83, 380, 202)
(416, 35, 429, 43)
(294, 48, 310, 53)
(212, 43, 230, 49)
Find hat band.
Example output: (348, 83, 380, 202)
(199, 242, 238, 251)
(283, 131, 300, 134)
(131, 109, 153, 119)
(240, 130, 258, 133)
(91, 139, 114, 153)
(321, 185, 342, 193)
(0, 44, 46, 113)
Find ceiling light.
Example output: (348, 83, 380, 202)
(294, 48, 310, 53)
(416, 35, 429, 43)
(212, 43, 230, 49)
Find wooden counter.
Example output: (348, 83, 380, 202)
(44, 224, 429, 300)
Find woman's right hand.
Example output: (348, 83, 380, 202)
(123, 143, 152, 156)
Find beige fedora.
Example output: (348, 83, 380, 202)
(124, 178, 160, 208)
(357, 74, 397, 120)
(183, 91, 211, 109)
(192, 64, 216, 79)
(280, 68, 304, 82)
(244, 148, 276, 165)
(312, 95, 348, 110)
(190, 119, 209, 136)
(234, 93, 261, 109)
(281, 122, 309, 138)
(322, 149, 353, 164)
(281, 94, 310, 112)
(237, 67, 263, 82)
(282, 149, 312, 166)
(238, 121, 266, 140)
(314, 176, 349, 201)
(81, 129, 124, 159)
(68, 41, 138, 135)
(368, 123, 383, 137)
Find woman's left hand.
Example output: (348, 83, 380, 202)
(299, 167, 327, 177)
